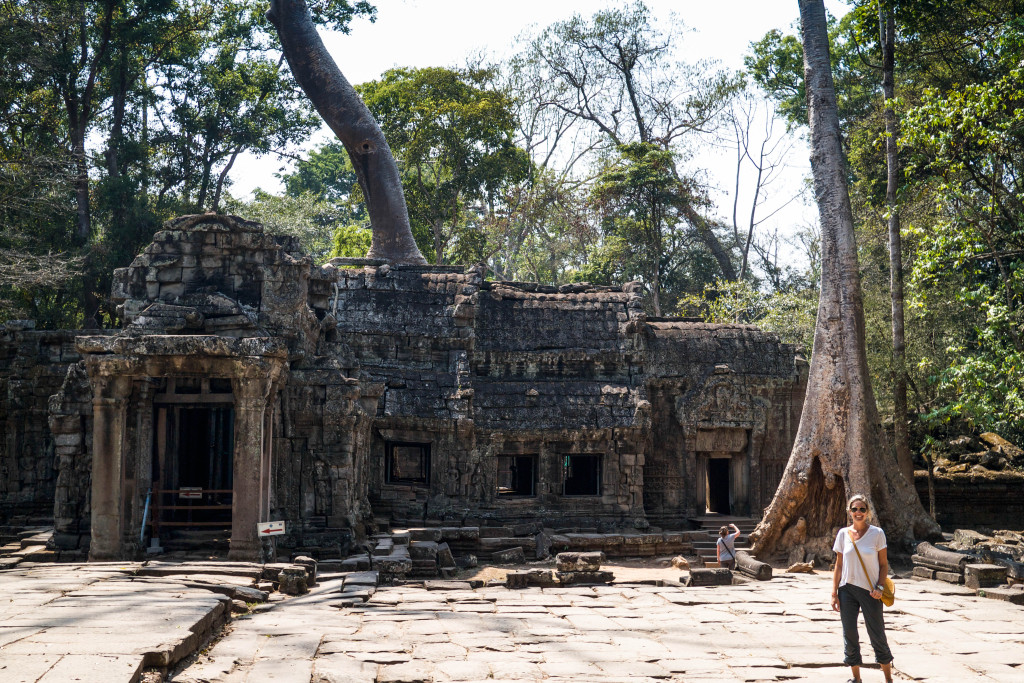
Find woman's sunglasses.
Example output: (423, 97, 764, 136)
(850, 506, 868, 513)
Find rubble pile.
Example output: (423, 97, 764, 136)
(929, 432, 1024, 474)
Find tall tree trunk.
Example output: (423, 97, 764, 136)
(879, 0, 913, 484)
(750, 0, 940, 558)
(268, 0, 425, 264)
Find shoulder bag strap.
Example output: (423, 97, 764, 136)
(848, 529, 879, 588)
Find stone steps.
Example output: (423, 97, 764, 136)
(690, 516, 759, 568)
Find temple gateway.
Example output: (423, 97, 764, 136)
(0, 214, 806, 561)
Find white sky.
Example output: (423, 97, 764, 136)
(233, 0, 851, 273)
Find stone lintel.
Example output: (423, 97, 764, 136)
(76, 334, 287, 359)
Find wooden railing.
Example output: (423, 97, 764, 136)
(150, 484, 233, 534)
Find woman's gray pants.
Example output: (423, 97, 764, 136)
(838, 584, 893, 666)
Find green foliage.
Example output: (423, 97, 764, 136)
(678, 279, 818, 352)
(0, 0, 375, 327)
(900, 54, 1024, 440)
(744, 11, 878, 131)
(330, 223, 372, 259)
(223, 190, 338, 263)
(591, 142, 723, 314)
(357, 66, 530, 264)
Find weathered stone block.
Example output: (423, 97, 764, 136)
(278, 566, 309, 595)
(556, 570, 614, 585)
(506, 569, 558, 589)
(555, 551, 605, 572)
(492, 547, 526, 564)
(292, 555, 317, 585)
(686, 568, 732, 586)
(409, 541, 439, 560)
(936, 570, 964, 584)
(978, 585, 1024, 605)
(965, 563, 1007, 589)
(437, 542, 455, 568)
(913, 566, 936, 580)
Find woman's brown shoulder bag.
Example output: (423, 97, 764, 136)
(848, 530, 896, 607)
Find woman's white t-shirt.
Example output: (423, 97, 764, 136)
(833, 525, 886, 592)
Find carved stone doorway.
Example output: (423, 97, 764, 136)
(706, 457, 731, 514)
(154, 405, 235, 538)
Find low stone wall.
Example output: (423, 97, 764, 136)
(915, 471, 1024, 529)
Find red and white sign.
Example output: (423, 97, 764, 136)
(179, 487, 202, 499)
(257, 521, 286, 536)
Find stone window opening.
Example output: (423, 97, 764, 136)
(385, 442, 430, 485)
(562, 454, 602, 496)
(496, 455, 537, 497)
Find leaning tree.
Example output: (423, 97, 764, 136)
(267, 0, 426, 264)
(750, 0, 940, 559)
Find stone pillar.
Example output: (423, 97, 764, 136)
(229, 376, 272, 561)
(88, 375, 133, 560)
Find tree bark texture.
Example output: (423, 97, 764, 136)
(879, 0, 913, 484)
(268, 0, 425, 264)
(750, 0, 939, 557)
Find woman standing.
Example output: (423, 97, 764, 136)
(717, 523, 740, 570)
(831, 494, 894, 683)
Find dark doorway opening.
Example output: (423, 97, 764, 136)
(497, 455, 537, 496)
(707, 458, 730, 514)
(156, 405, 234, 533)
(563, 454, 601, 496)
(385, 442, 431, 485)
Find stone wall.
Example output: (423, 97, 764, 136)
(0, 323, 102, 522)
(643, 323, 805, 526)
(0, 215, 809, 560)
(915, 472, 1024, 529)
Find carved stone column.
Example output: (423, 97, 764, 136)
(230, 375, 273, 561)
(88, 374, 133, 560)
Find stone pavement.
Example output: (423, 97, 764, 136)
(0, 562, 231, 683)
(173, 571, 1024, 683)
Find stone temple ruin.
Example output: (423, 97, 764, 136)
(0, 214, 807, 562)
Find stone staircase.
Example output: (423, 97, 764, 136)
(690, 515, 759, 568)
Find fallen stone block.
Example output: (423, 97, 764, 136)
(278, 566, 309, 595)
(455, 554, 477, 569)
(686, 568, 732, 586)
(292, 555, 318, 585)
(343, 571, 379, 588)
(506, 569, 558, 589)
(965, 563, 1008, 589)
(786, 561, 814, 573)
(340, 554, 371, 571)
(232, 586, 269, 603)
(916, 542, 971, 571)
(936, 570, 964, 584)
(735, 551, 773, 581)
(492, 546, 526, 564)
(671, 556, 690, 570)
(424, 580, 472, 591)
(535, 532, 552, 560)
(375, 555, 412, 578)
(556, 551, 605, 572)
(556, 570, 614, 585)
(978, 585, 1024, 605)
(372, 538, 394, 557)
(437, 542, 455, 568)
(913, 566, 936, 580)
(409, 541, 439, 560)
